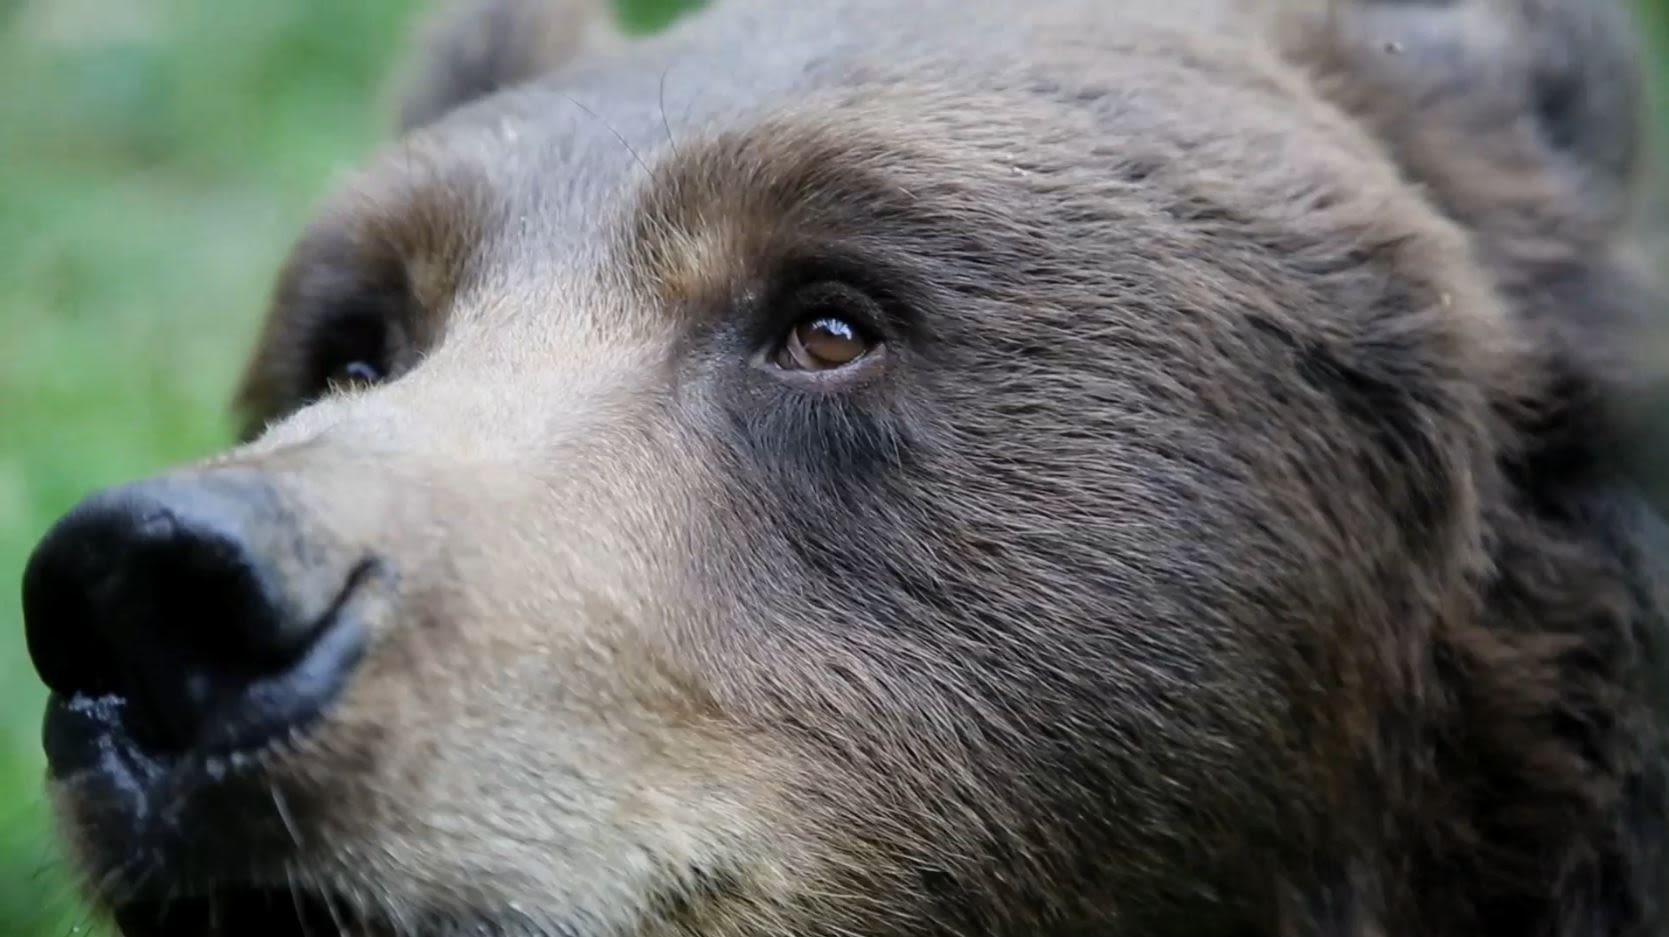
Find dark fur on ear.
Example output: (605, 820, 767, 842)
(1280, 3, 1669, 933)
(1290, 0, 1663, 508)
(1305, 0, 1646, 198)
(1290, 0, 1654, 387)
(395, 0, 620, 133)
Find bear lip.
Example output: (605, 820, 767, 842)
(112, 886, 391, 937)
(39, 619, 368, 929)
(41, 593, 368, 777)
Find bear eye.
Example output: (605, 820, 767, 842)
(329, 360, 384, 389)
(776, 316, 872, 370)
(769, 282, 881, 373)
(309, 309, 390, 396)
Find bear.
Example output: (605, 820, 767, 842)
(17, 0, 1668, 935)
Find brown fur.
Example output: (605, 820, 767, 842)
(42, 1, 1669, 935)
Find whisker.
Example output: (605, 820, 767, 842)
(287, 864, 319, 937)
(657, 64, 680, 159)
(34, 854, 62, 882)
(560, 92, 651, 179)
(271, 782, 304, 849)
(150, 857, 178, 928)
(319, 882, 351, 936)
(35, 877, 93, 937)
(90, 860, 135, 905)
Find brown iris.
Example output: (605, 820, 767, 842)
(775, 316, 872, 371)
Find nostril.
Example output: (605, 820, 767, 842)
(21, 527, 123, 702)
(21, 473, 370, 757)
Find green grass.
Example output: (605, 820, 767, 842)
(0, 1, 1663, 934)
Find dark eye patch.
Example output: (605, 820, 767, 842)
(740, 247, 925, 350)
(303, 300, 394, 400)
(235, 232, 422, 442)
(692, 249, 933, 492)
(281, 240, 414, 406)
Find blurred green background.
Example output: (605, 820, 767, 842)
(0, 1, 1663, 934)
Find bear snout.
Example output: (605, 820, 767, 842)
(22, 468, 373, 770)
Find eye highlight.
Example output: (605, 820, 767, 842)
(776, 316, 871, 371)
(766, 281, 882, 375)
(328, 359, 384, 390)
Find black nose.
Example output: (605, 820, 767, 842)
(21, 471, 368, 758)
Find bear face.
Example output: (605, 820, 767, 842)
(20, 2, 1667, 936)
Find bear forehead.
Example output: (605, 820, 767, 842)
(285, 18, 1335, 342)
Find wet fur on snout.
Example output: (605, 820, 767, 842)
(46, 1, 1669, 935)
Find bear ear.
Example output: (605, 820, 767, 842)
(1295, 0, 1648, 229)
(394, 0, 622, 133)
(1292, 0, 1660, 463)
